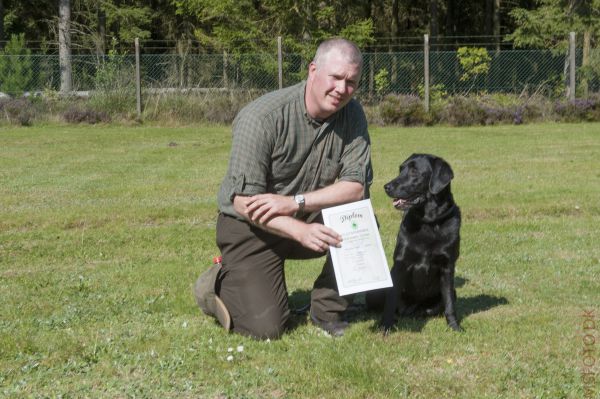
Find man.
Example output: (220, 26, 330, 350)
(195, 38, 372, 339)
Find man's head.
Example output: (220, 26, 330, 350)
(305, 38, 363, 120)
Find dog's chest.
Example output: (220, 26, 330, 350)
(396, 223, 452, 266)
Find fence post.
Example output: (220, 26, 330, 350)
(569, 31, 576, 101)
(369, 55, 374, 98)
(223, 51, 228, 88)
(135, 38, 142, 119)
(278, 36, 283, 89)
(424, 34, 430, 112)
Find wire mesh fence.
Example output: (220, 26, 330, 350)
(1, 47, 598, 101)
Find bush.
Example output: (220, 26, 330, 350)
(554, 95, 600, 122)
(379, 94, 429, 126)
(88, 91, 136, 118)
(431, 94, 553, 126)
(0, 98, 36, 126)
(89, 49, 137, 117)
(0, 34, 33, 95)
(143, 90, 261, 124)
(63, 106, 111, 124)
(435, 96, 486, 126)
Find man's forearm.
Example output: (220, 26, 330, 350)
(302, 180, 364, 213)
(233, 197, 342, 252)
(233, 195, 304, 240)
(232, 180, 364, 242)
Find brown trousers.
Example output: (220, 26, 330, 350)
(215, 213, 353, 339)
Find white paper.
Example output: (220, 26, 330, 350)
(322, 199, 393, 296)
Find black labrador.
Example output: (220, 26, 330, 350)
(367, 153, 462, 333)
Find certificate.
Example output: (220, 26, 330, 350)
(322, 199, 393, 296)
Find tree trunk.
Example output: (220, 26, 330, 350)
(391, 0, 399, 48)
(493, 0, 500, 51)
(445, 0, 456, 41)
(485, 0, 493, 39)
(429, 0, 438, 49)
(0, 0, 4, 46)
(97, 6, 106, 57)
(59, 0, 72, 93)
(391, 0, 400, 87)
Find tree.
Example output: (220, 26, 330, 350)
(59, 0, 72, 92)
(0, 33, 32, 94)
(508, 0, 600, 97)
(0, 0, 4, 45)
(508, 0, 600, 51)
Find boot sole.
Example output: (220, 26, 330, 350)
(214, 296, 231, 331)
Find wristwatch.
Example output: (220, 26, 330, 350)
(294, 194, 305, 216)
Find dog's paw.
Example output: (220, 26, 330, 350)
(449, 323, 464, 332)
(380, 322, 394, 336)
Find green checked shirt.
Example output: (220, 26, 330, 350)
(218, 81, 373, 220)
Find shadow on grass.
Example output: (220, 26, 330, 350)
(363, 273, 508, 333)
(287, 280, 508, 334)
(287, 289, 312, 332)
(371, 293, 509, 334)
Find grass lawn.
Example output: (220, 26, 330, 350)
(1, 122, 599, 398)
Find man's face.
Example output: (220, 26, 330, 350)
(306, 49, 361, 120)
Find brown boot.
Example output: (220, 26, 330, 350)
(193, 257, 231, 331)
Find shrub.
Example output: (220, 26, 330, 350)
(0, 98, 36, 126)
(477, 95, 521, 125)
(63, 106, 111, 124)
(436, 96, 486, 126)
(379, 94, 429, 126)
(89, 48, 136, 117)
(144, 90, 260, 124)
(374, 68, 390, 98)
(0, 34, 33, 95)
(554, 96, 600, 122)
(516, 95, 554, 124)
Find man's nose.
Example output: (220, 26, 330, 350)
(335, 80, 347, 93)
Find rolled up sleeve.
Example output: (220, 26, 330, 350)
(338, 110, 373, 195)
(218, 109, 275, 214)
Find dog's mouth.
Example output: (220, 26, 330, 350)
(392, 196, 425, 210)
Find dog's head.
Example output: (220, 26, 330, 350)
(384, 153, 454, 210)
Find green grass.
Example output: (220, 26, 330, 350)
(1, 122, 599, 398)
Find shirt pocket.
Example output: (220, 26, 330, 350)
(320, 157, 342, 187)
(271, 161, 302, 192)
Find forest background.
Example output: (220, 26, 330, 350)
(2, 0, 600, 126)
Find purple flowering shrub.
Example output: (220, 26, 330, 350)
(379, 94, 430, 126)
(554, 95, 600, 122)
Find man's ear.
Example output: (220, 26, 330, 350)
(429, 157, 454, 194)
(307, 62, 317, 78)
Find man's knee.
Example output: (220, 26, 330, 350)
(233, 307, 289, 340)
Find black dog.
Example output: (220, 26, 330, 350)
(368, 153, 462, 333)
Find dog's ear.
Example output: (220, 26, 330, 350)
(429, 157, 454, 194)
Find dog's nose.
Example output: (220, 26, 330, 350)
(384, 182, 392, 192)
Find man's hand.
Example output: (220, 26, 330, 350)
(244, 193, 297, 224)
(233, 194, 342, 252)
(297, 223, 342, 253)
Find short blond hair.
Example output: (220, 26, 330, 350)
(312, 38, 363, 70)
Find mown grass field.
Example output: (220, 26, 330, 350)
(1, 122, 599, 398)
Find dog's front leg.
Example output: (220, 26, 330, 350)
(441, 265, 462, 331)
(381, 286, 397, 334)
